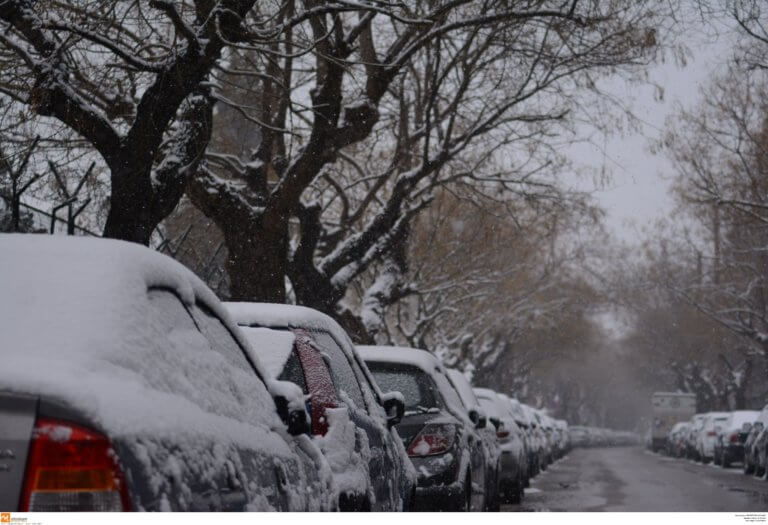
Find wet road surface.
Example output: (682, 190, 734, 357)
(503, 446, 768, 511)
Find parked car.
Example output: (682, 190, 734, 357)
(445, 369, 502, 510)
(553, 419, 571, 459)
(0, 235, 332, 511)
(537, 411, 556, 466)
(713, 411, 760, 468)
(225, 303, 416, 511)
(502, 397, 538, 483)
(570, 426, 591, 448)
(359, 346, 486, 511)
(686, 414, 708, 460)
(696, 412, 730, 463)
(519, 403, 545, 474)
(666, 422, 691, 457)
(743, 404, 768, 477)
(473, 388, 527, 504)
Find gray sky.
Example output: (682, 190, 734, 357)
(568, 19, 737, 244)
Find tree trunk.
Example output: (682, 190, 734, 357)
(102, 160, 156, 245)
(225, 221, 289, 303)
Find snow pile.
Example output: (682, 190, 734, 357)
(314, 407, 371, 498)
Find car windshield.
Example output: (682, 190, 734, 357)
(367, 361, 444, 413)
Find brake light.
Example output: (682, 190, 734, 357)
(706, 431, 716, 437)
(496, 429, 510, 441)
(407, 424, 456, 456)
(730, 433, 740, 443)
(20, 418, 131, 511)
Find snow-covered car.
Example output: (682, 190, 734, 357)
(224, 303, 416, 511)
(537, 411, 556, 466)
(685, 414, 708, 460)
(666, 422, 690, 457)
(569, 426, 591, 448)
(507, 398, 539, 482)
(0, 235, 332, 511)
(713, 410, 760, 468)
(553, 419, 570, 458)
(473, 388, 527, 504)
(696, 412, 729, 463)
(519, 403, 545, 473)
(445, 369, 502, 510)
(359, 346, 485, 511)
(743, 404, 768, 477)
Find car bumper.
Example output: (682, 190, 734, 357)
(412, 483, 466, 511)
(722, 444, 744, 461)
(499, 450, 523, 482)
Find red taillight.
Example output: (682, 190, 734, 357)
(406, 424, 456, 457)
(729, 433, 740, 443)
(706, 431, 716, 437)
(496, 429, 510, 441)
(20, 418, 131, 511)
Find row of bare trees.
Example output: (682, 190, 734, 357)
(0, 0, 671, 342)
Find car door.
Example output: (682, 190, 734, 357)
(310, 330, 402, 510)
(188, 301, 322, 511)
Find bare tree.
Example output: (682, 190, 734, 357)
(185, 0, 667, 326)
(0, 0, 269, 243)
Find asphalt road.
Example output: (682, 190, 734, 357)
(503, 446, 768, 511)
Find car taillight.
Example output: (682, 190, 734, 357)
(406, 424, 456, 457)
(730, 433, 740, 443)
(496, 429, 510, 441)
(20, 418, 131, 511)
(706, 431, 716, 437)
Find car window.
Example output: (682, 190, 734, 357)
(145, 289, 277, 425)
(432, 367, 468, 418)
(190, 302, 254, 373)
(311, 331, 365, 409)
(366, 361, 444, 412)
(279, 350, 308, 394)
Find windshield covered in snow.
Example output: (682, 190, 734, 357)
(367, 362, 444, 413)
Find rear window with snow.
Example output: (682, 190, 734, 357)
(311, 331, 365, 409)
(367, 362, 444, 413)
(142, 290, 277, 423)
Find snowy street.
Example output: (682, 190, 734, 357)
(504, 447, 768, 512)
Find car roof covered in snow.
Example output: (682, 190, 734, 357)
(357, 345, 443, 371)
(226, 302, 391, 413)
(358, 345, 469, 422)
(0, 234, 292, 452)
(225, 301, 350, 343)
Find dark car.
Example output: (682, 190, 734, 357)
(713, 411, 760, 468)
(0, 235, 330, 511)
(743, 405, 768, 476)
(473, 388, 527, 504)
(359, 345, 486, 512)
(225, 303, 416, 511)
(445, 368, 502, 511)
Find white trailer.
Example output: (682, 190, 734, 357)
(651, 392, 697, 452)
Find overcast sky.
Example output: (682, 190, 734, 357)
(568, 16, 737, 245)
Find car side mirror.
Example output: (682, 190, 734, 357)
(468, 408, 486, 429)
(269, 380, 310, 436)
(381, 392, 405, 428)
(273, 393, 311, 435)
